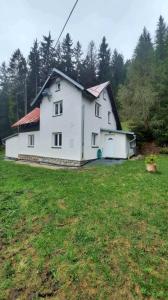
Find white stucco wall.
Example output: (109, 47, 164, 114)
(5, 78, 83, 161)
(39, 79, 82, 160)
(82, 88, 117, 160)
(6, 135, 19, 158)
(5, 131, 41, 159)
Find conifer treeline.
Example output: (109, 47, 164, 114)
(0, 33, 125, 140)
(118, 15, 168, 145)
(0, 15, 168, 145)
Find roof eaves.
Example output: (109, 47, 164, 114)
(2, 133, 19, 144)
(31, 68, 89, 107)
(100, 128, 135, 135)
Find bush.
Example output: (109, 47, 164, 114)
(159, 147, 168, 154)
(145, 154, 157, 164)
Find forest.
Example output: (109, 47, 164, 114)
(0, 15, 167, 146)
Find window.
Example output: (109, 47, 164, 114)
(52, 132, 62, 147)
(95, 102, 101, 118)
(55, 81, 61, 91)
(91, 133, 98, 147)
(103, 90, 107, 100)
(28, 134, 34, 147)
(108, 111, 111, 124)
(53, 101, 63, 116)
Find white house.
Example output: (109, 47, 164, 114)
(4, 68, 136, 166)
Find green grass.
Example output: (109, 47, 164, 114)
(0, 152, 168, 299)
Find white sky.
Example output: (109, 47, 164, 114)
(0, 0, 168, 64)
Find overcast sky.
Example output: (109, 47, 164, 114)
(0, 0, 168, 64)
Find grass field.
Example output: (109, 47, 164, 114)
(0, 152, 168, 299)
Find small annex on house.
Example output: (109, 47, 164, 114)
(4, 68, 136, 166)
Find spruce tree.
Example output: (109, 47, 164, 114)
(111, 49, 125, 97)
(61, 33, 74, 78)
(40, 32, 55, 84)
(74, 41, 83, 82)
(27, 39, 40, 105)
(155, 15, 167, 61)
(98, 36, 111, 83)
(55, 42, 62, 70)
(0, 63, 10, 140)
(118, 28, 156, 132)
(8, 49, 27, 122)
(81, 41, 97, 87)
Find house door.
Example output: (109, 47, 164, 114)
(104, 135, 114, 158)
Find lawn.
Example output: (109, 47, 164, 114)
(0, 153, 168, 300)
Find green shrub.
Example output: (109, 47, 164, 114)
(145, 154, 157, 164)
(159, 147, 168, 154)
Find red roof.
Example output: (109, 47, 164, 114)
(87, 81, 110, 97)
(12, 108, 40, 128)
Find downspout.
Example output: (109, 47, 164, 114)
(128, 134, 136, 158)
(81, 104, 85, 160)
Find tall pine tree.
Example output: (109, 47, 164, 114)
(40, 32, 55, 84)
(98, 36, 111, 83)
(73, 41, 83, 82)
(27, 39, 40, 106)
(8, 49, 27, 123)
(118, 28, 156, 132)
(81, 41, 97, 87)
(0, 62, 10, 140)
(155, 15, 167, 61)
(61, 33, 74, 78)
(111, 49, 125, 98)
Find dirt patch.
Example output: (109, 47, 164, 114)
(57, 199, 67, 210)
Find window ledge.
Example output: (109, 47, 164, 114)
(95, 116, 102, 119)
(92, 146, 99, 148)
(28, 145, 34, 148)
(52, 114, 63, 117)
(51, 146, 62, 149)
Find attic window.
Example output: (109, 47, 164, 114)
(108, 111, 111, 124)
(103, 90, 107, 100)
(56, 80, 61, 92)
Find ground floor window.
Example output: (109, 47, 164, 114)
(52, 132, 62, 147)
(91, 133, 98, 147)
(28, 134, 34, 147)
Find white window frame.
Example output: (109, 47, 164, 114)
(28, 134, 34, 147)
(95, 102, 101, 118)
(91, 133, 98, 148)
(52, 132, 62, 148)
(108, 111, 111, 124)
(53, 100, 63, 116)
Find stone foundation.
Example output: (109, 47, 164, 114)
(18, 154, 87, 167)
